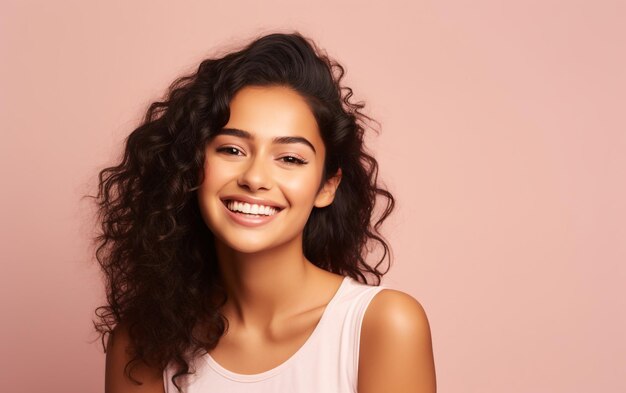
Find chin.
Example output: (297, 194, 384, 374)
(214, 233, 277, 254)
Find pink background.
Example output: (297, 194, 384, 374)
(1, 1, 624, 392)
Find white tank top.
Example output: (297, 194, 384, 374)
(163, 275, 388, 393)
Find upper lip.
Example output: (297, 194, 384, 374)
(220, 195, 286, 210)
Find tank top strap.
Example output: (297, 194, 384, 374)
(324, 276, 389, 391)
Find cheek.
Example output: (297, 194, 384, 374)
(201, 156, 231, 189)
(197, 157, 228, 213)
(197, 160, 232, 232)
(280, 170, 322, 204)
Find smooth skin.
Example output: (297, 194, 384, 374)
(105, 85, 436, 392)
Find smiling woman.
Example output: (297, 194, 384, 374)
(91, 31, 435, 393)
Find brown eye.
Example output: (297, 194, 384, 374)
(217, 147, 243, 156)
(279, 155, 308, 165)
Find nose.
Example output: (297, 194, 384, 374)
(237, 153, 272, 192)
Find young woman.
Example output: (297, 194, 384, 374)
(94, 31, 436, 393)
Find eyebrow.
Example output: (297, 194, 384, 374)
(213, 127, 317, 154)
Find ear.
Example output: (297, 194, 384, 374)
(314, 168, 342, 208)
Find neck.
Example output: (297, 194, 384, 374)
(214, 234, 320, 330)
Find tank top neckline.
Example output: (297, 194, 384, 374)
(204, 275, 352, 382)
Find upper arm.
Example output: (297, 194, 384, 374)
(105, 323, 165, 393)
(357, 289, 436, 393)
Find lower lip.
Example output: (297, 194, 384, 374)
(221, 200, 282, 228)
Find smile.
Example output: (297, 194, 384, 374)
(221, 199, 284, 227)
(224, 199, 280, 216)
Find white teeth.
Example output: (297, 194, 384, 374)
(226, 200, 278, 216)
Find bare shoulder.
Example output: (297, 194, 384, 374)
(105, 322, 165, 393)
(357, 289, 437, 393)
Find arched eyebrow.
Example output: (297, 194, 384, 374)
(214, 127, 317, 154)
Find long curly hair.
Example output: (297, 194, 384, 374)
(90, 30, 395, 392)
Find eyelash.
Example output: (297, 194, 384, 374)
(216, 147, 309, 166)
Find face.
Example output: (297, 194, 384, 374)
(197, 85, 341, 254)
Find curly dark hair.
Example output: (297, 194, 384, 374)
(90, 30, 395, 392)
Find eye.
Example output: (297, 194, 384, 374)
(217, 146, 244, 156)
(279, 155, 308, 166)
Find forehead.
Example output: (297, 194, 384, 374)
(223, 85, 322, 147)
